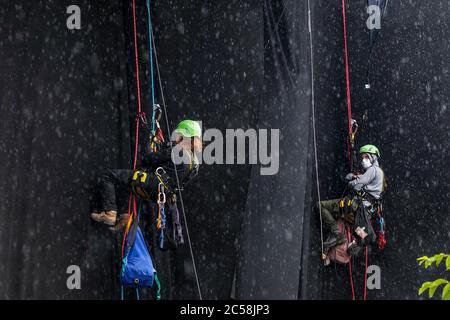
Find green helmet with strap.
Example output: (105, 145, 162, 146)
(174, 120, 202, 138)
(359, 144, 380, 158)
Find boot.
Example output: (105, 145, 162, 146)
(90, 210, 117, 226)
(109, 214, 131, 234)
(323, 231, 346, 250)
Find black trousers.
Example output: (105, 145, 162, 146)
(97, 168, 162, 213)
(98, 169, 134, 212)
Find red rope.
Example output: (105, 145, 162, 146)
(132, 0, 143, 170)
(341, 0, 357, 301)
(122, 0, 143, 259)
(364, 245, 369, 300)
(346, 227, 356, 300)
(341, 0, 353, 167)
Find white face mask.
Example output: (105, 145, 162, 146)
(361, 158, 372, 170)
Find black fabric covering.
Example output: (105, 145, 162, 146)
(0, 0, 448, 300)
(234, 0, 312, 299)
(0, 0, 131, 299)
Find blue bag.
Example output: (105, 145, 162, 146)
(121, 221, 155, 288)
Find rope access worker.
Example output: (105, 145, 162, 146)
(90, 120, 202, 230)
(316, 144, 385, 250)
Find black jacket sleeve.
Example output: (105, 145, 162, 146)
(141, 141, 172, 169)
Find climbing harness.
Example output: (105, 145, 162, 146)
(130, 166, 170, 202)
(362, 191, 387, 251)
(131, 170, 153, 201)
(340, 196, 356, 225)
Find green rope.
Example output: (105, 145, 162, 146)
(154, 273, 161, 300)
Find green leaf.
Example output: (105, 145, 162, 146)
(435, 254, 446, 267)
(446, 255, 450, 271)
(419, 282, 432, 295)
(418, 256, 428, 266)
(428, 279, 449, 298)
(442, 283, 450, 301)
(425, 258, 435, 269)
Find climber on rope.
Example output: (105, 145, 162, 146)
(315, 144, 385, 251)
(90, 119, 202, 231)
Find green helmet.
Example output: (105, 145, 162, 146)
(359, 144, 380, 158)
(174, 120, 202, 138)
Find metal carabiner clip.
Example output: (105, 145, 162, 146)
(157, 182, 166, 204)
(155, 167, 166, 178)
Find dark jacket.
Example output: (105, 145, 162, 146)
(141, 141, 198, 189)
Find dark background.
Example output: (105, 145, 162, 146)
(0, 0, 448, 299)
(301, 0, 450, 300)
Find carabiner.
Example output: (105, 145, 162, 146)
(155, 167, 166, 177)
(157, 183, 166, 204)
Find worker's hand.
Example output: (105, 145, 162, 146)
(355, 226, 368, 239)
(345, 173, 355, 181)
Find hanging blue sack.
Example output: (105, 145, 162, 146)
(121, 221, 155, 288)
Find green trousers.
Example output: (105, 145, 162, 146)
(317, 197, 360, 234)
(316, 199, 342, 234)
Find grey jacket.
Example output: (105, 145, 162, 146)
(346, 157, 384, 199)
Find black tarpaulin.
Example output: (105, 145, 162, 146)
(234, 0, 312, 299)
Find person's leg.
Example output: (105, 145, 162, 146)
(109, 171, 160, 233)
(316, 199, 345, 249)
(316, 199, 341, 233)
(91, 169, 134, 225)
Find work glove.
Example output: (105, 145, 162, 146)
(347, 241, 362, 257)
(344, 212, 355, 225)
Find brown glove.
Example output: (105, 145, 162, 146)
(344, 212, 355, 225)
